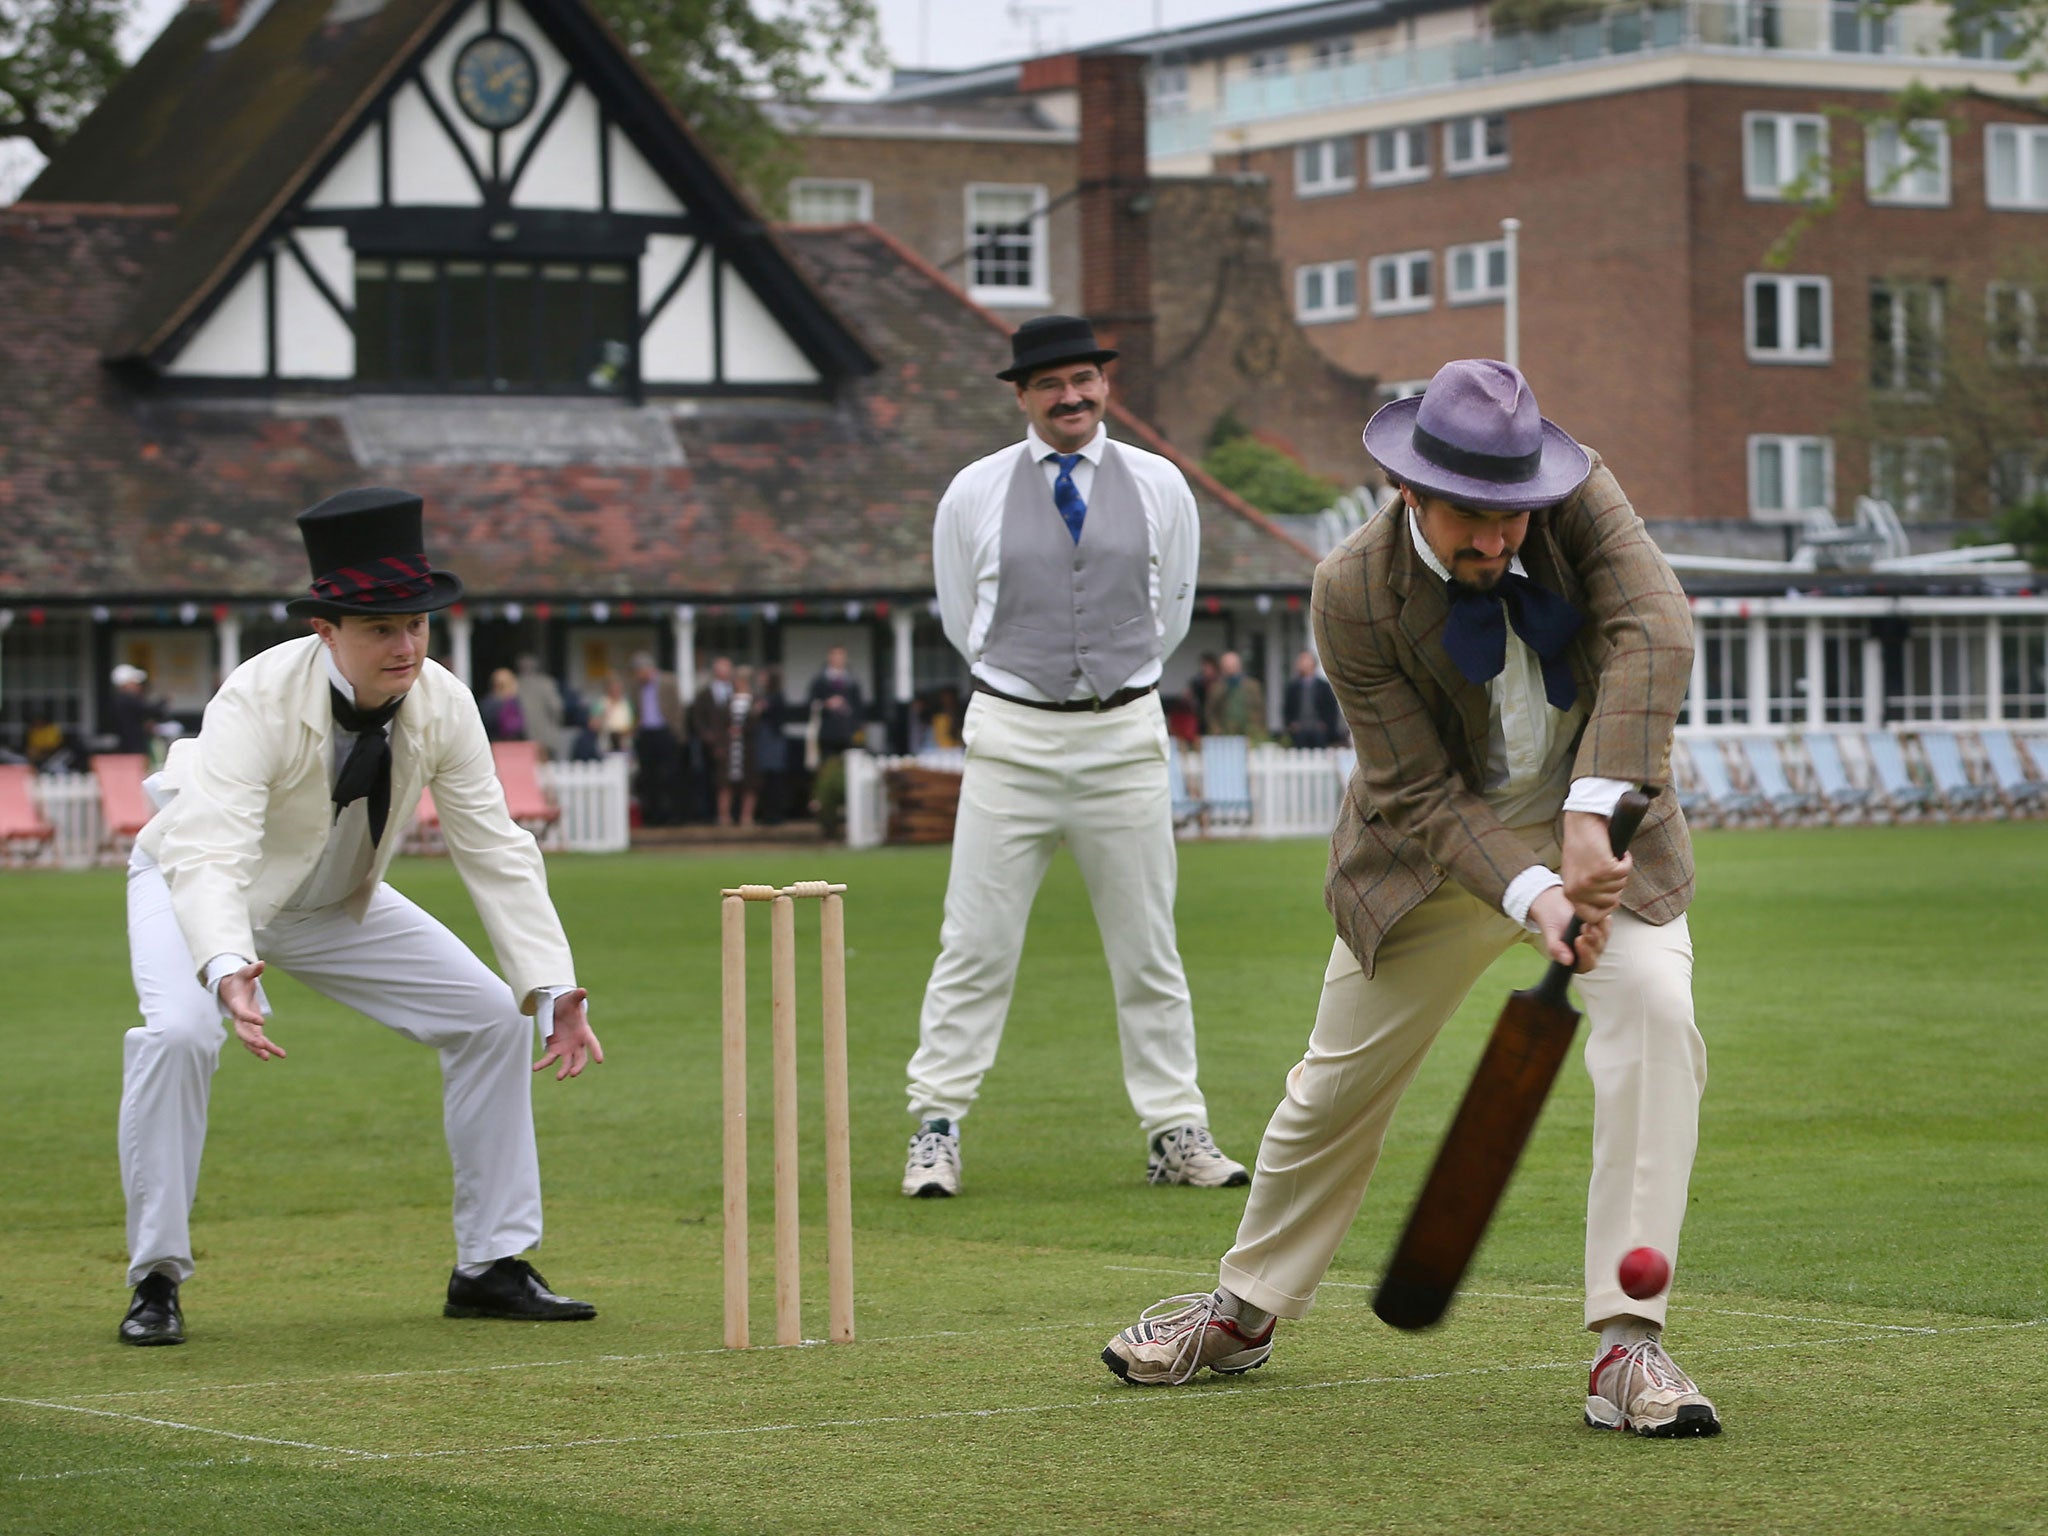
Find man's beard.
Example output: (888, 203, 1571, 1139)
(1448, 558, 1510, 595)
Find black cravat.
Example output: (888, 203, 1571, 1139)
(1439, 573, 1583, 711)
(330, 686, 403, 846)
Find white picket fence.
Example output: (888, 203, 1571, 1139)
(842, 743, 1352, 850)
(21, 753, 631, 869)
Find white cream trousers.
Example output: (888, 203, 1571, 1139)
(120, 851, 543, 1287)
(1219, 826, 1706, 1332)
(906, 690, 1209, 1138)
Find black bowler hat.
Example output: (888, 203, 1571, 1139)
(995, 314, 1119, 383)
(284, 488, 466, 620)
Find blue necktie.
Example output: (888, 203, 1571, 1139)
(1439, 573, 1583, 711)
(1050, 453, 1087, 543)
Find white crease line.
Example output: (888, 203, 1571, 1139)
(0, 1396, 374, 1457)
(1708, 1308, 1937, 1334)
(14, 1456, 254, 1484)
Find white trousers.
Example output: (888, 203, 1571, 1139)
(120, 855, 543, 1287)
(906, 690, 1208, 1138)
(1219, 828, 1706, 1331)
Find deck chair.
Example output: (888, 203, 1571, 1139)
(1669, 738, 1716, 826)
(92, 753, 153, 861)
(1739, 736, 1821, 821)
(1198, 735, 1253, 832)
(492, 741, 560, 836)
(1861, 731, 1935, 817)
(403, 784, 445, 855)
(1685, 739, 1767, 825)
(1917, 730, 1996, 816)
(1979, 729, 2047, 812)
(1166, 744, 1201, 832)
(0, 764, 56, 865)
(1801, 733, 1874, 822)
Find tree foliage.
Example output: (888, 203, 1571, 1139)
(0, 0, 130, 155)
(1202, 415, 1346, 519)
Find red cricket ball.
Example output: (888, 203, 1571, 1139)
(1618, 1246, 1672, 1300)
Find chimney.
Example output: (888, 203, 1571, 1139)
(1077, 52, 1156, 422)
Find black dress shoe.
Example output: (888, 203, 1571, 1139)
(444, 1257, 596, 1321)
(119, 1273, 184, 1346)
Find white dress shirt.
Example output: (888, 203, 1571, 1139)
(933, 424, 1199, 703)
(1407, 509, 1630, 929)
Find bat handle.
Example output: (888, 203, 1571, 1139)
(1542, 787, 1657, 1002)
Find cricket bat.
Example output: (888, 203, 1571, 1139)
(1371, 788, 1658, 1332)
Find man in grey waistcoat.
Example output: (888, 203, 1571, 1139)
(900, 315, 1249, 1198)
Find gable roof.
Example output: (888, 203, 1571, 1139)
(0, 207, 1316, 601)
(26, 0, 870, 378)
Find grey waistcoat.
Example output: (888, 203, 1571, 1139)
(980, 442, 1159, 700)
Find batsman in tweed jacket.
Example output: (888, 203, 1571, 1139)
(1314, 451, 1695, 975)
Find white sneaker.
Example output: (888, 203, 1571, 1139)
(901, 1119, 961, 1198)
(1146, 1124, 1250, 1187)
(1102, 1291, 1275, 1385)
(1586, 1337, 1722, 1437)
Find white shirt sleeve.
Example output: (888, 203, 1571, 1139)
(1155, 473, 1200, 658)
(932, 471, 978, 661)
(1501, 867, 1564, 931)
(530, 984, 578, 1044)
(202, 951, 270, 1020)
(1562, 777, 1636, 817)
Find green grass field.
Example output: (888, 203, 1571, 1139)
(4, 825, 2045, 1534)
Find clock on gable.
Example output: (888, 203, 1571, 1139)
(452, 33, 539, 131)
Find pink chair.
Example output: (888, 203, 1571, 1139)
(0, 764, 56, 865)
(491, 741, 559, 835)
(92, 753, 153, 861)
(404, 784, 445, 856)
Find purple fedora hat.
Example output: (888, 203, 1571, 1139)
(1361, 359, 1591, 512)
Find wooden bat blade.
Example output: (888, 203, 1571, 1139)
(1372, 987, 1583, 1331)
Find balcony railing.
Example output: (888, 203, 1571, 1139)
(1149, 1, 2028, 155)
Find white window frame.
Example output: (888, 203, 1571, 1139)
(1443, 113, 1508, 175)
(1897, 619, 1985, 721)
(1748, 434, 1834, 522)
(1295, 259, 1359, 323)
(1865, 119, 1950, 207)
(1294, 137, 1356, 197)
(1151, 63, 1190, 116)
(1870, 438, 1955, 522)
(1369, 125, 1429, 186)
(1987, 282, 2044, 365)
(1446, 240, 1508, 306)
(1310, 36, 1355, 68)
(1246, 47, 1290, 79)
(963, 183, 1050, 307)
(1745, 112, 1829, 201)
(1381, 378, 1432, 400)
(1369, 250, 1433, 316)
(786, 177, 873, 225)
(1870, 279, 1944, 397)
(1745, 274, 1832, 363)
(1985, 124, 2048, 211)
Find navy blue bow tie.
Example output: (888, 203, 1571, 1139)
(1439, 573, 1582, 711)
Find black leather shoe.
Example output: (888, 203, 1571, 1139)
(444, 1257, 596, 1321)
(119, 1273, 184, 1346)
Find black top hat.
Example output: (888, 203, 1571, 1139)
(284, 488, 466, 620)
(996, 314, 1119, 383)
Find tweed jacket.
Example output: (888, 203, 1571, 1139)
(1313, 451, 1695, 977)
(136, 634, 575, 1012)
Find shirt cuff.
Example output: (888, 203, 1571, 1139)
(202, 952, 269, 1020)
(1501, 866, 1564, 932)
(531, 985, 578, 1043)
(1563, 776, 1636, 818)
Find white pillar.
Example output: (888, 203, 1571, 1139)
(1501, 216, 1521, 369)
(1746, 612, 1771, 726)
(1804, 614, 1825, 727)
(891, 607, 914, 704)
(1984, 613, 2004, 722)
(215, 610, 242, 683)
(1263, 604, 1287, 734)
(1862, 634, 1886, 724)
(674, 604, 697, 700)
(448, 609, 474, 690)
(1687, 617, 1707, 728)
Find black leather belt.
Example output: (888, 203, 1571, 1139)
(973, 681, 1157, 714)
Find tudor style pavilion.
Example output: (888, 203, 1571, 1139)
(0, 0, 1318, 752)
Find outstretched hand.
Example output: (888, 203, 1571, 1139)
(535, 988, 603, 1081)
(221, 961, 286, 1061)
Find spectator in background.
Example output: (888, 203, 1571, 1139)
(1185, 653, 1220, 733)
(754, 666, 790, 826)
(629, 652, 684, 825)
(109, 664, 163, 756)
(516, 654, 568, 762)
(481, 668, 527, 742)
(1282, 649, 1343, 749)
(689, 656, 735, 824)
(595, 676, 635, 756)
(931, 685, 962, 750)
(807, 645, 864, 763)
(1203, 650, 1268, 742)
(722, 665, 760, 827)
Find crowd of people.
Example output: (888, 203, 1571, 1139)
(1165, 647, 1348, 750)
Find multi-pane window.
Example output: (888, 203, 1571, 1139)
(1897, 620, 1985, 720)
(1745, 112, 1828, 200)
(1819, 620, 1869, 723)
(2003, 619, 2048, 718)
(1870, 280, 1944, 395)
(787, 178, 872, 224)
(1746, 274, 1831, 361)
(1985, 124, 2048, 210)
(1295, 137, 1356, 196)
(1295, 260, 1359, 323)
(0, 612, 89, 750)
(1370, 125, 1429, 185)
(1444, 114, 1508, 173)
(1865, 119, 1949, 206)
(1151, 63, 1190, 115)
(1246, 47, 1290, 78)
(1310, 36, 1354, 67)
(1986, 283, 2044, 365)
(965, 184, 1047, 304)
(1871, 438, 1955, 522)
(1830, 0, 1899, 53)
(1369, 251, 1432, 315)
(1749, 435, 1833, 519)
(1447, 240, 1508, 305)
(1991, 442, 2048, 511)
(1694, 617, 1749, 725)
(1764, 618, 1808, 723)
(355, 258, 634, 393)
